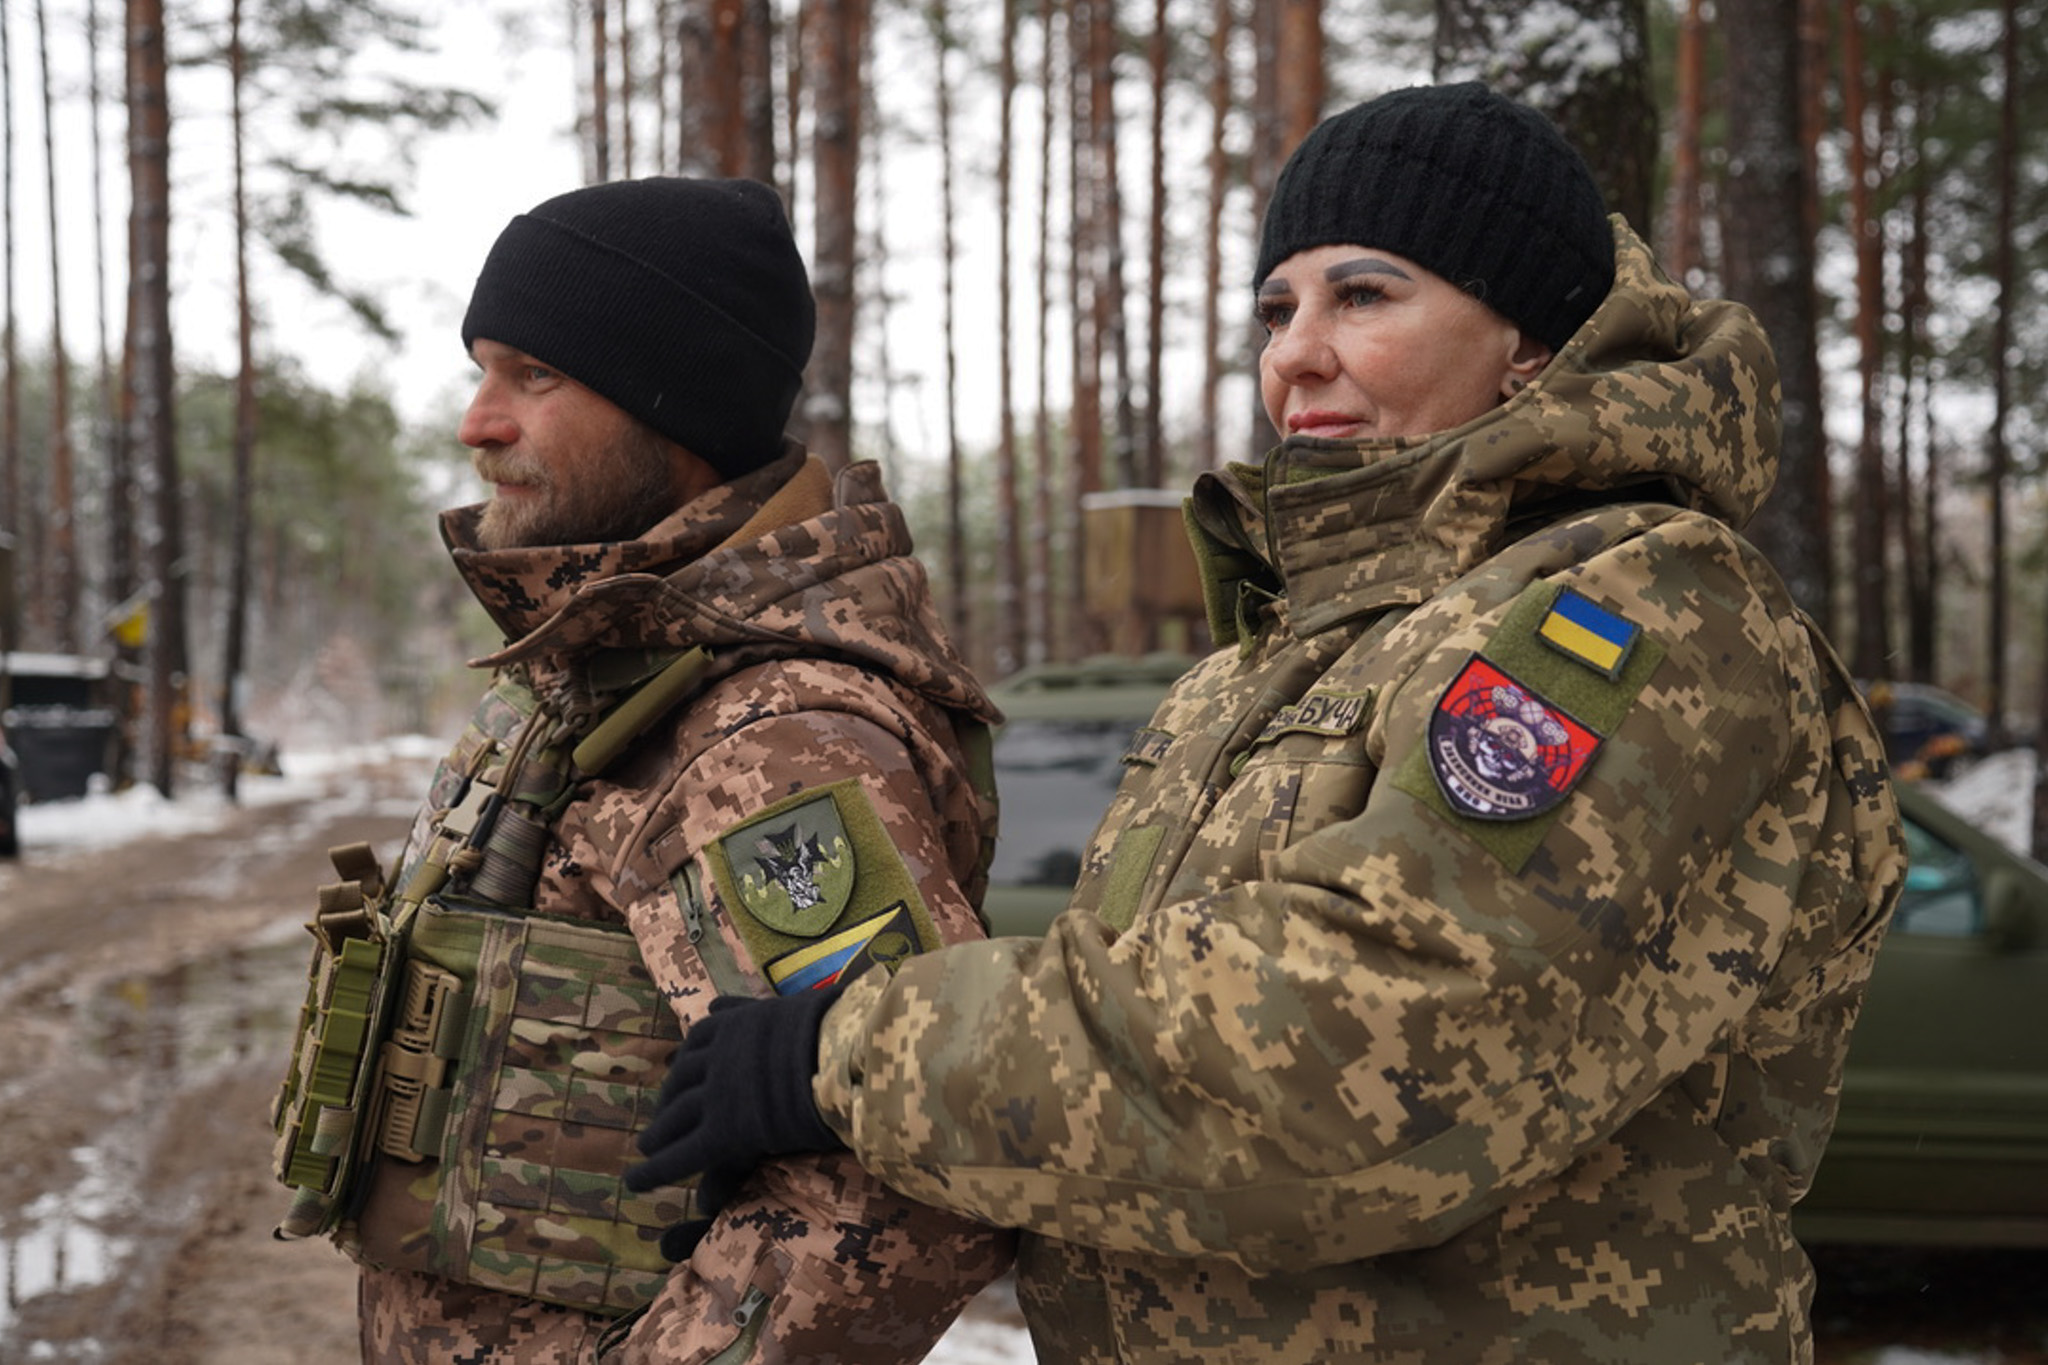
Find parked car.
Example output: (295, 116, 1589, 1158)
(1859, 679, 1993, 780)
(983, 657, 2048, 1249)
(1797, 778, 2048, 1247)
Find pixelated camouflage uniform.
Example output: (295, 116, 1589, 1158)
(352, 449, 1014, 1362)
(813, 222, 1904, 1363)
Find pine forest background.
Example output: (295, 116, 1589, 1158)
(0, 0, 2044, 831)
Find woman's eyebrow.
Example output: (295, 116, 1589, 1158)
(1326, 257, 1413, 284)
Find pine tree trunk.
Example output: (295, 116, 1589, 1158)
(1030, 0, 1059, 664)
(1196, 0, 1232, 477)
(1840, 0, 1891, 681)
(1276, 0, 1321, 150)
(655, 0, 673, 171)
(994, 0, 1024, 676)
(1897, 152, 1931, 685)
(741, 0, 776, 184)
(36, 0, 78, 652)
(90, 0, 136, 783)
(1141, 0, 1168, 489)
(675, 0, 711, 173)
(592, 0, 613, 180)
(1892, 81, 1925, 687)
(221, 0, 257, 800)
(931, 0, 970, 658)
(126, 0, 185, 797)
(1668, 0, 1706, 279)
(1244, 0, 1318, 460)
(2, 0, 21, 654)
(1719, 0, 1831, 628)
(1089, 0, 1137, 497)
(801, 0, 865, 471)
(619, 0, 636, 176)
(1986, 0, 2016, 751)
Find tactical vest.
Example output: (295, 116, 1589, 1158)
(271, 649, 714, 1315)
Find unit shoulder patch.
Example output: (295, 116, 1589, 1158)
(728, 793, 855, 937)
(700, 779, 941, 994)
(1427, 655, 1600, 821)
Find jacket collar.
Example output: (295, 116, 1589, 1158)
(1188, 220, 1777, 644)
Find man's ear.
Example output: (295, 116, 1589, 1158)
(1501, 333, 1554, 398)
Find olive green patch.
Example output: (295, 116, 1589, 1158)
(1392, 581, 1664, 873)
(701, 779, 940, 983)
(1099, 825, 1166, 933)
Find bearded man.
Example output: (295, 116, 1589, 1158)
(271, 176, 1011, 1363)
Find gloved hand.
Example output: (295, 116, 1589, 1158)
(625, 988, 847, 1259)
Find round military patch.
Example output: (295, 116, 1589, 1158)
(1428, 655, 1601, 820)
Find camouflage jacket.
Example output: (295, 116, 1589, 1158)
(814, 225, 1904, 1363)
(355, 449, 1014, 1364)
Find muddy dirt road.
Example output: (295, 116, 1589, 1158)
(0, 754, 424, 1364)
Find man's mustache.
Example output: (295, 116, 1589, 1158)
(474, 454, 546, 486)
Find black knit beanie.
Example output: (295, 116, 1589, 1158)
(462, 177, 815, 478)
(1255, 82, 1614, 351)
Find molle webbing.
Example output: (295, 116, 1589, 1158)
(271, 649, 712, 1313)
(350, 898, 687, 1312)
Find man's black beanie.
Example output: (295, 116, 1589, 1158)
(1254, 82, 1614, 352)
(462, 177, 815, 479)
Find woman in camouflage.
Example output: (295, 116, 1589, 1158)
(632, 83, 1904, 1364)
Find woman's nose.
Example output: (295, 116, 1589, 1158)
(1264, 309, 1336, 385)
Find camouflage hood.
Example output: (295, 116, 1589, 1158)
(1190, 218, 1780, 641)
(441, 445, 998, 725)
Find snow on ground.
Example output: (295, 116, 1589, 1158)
(1926, 746, 2036, 856)
(10, 737, 443, 856)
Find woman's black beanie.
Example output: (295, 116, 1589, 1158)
(1255, 82, 1614, 351)
(461, 176, 815, 478)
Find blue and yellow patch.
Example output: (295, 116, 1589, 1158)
(699, 779, 940, 994)
(766, 901, 921, 994)
(1536, 587, 1640, 679)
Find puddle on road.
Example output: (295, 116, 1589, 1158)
(1, 933, 312, 1356)
(76, 929, 311, 1080)
(0, 1151, 135, 1356)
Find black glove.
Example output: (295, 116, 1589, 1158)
(625, 989, 847, 1257)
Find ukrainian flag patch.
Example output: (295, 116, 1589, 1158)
(1536, 587, 1640, 679)
(765, 901, 920, 994)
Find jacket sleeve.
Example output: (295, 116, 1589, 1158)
(586, 680, 1012, 1363)
(813, 519, 1898, 1276)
